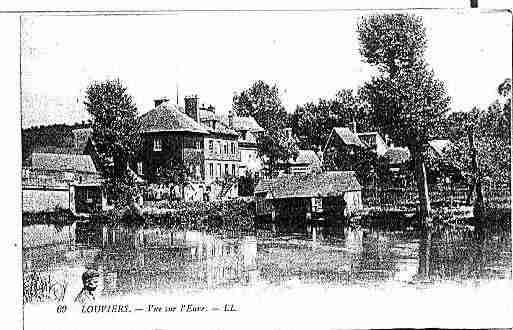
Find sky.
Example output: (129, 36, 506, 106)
(21, 9, 512, 128)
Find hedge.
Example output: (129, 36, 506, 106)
(89, 198, 256, 236)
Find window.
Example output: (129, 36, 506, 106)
(231, 142, 235, 154)
(232, 164, 236, 176)
(154, 138, 162, 151)
(85, 188, 93, 203)
(137, 162, 143, 176)
(224, 142, 228, 154)
(217, 141, 221, 154)
(209, 163, 214, 177)
(208, 140, 214, 152)
(225, 164, 229, 175)
(217, 164, 222, 177)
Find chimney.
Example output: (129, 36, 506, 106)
(207, 105, 215, 113)
(351, 120, 357, 134)
(154, 97, 169, 108)
(470, 0, 478, 8)
(228, 110, 234, 129)
(184, 95, 199, 122)
(384, 134, 390, 146)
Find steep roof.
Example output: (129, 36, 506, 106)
(27, 153, 98, 173)
(139, 102, 209, 134)
(381, 147, 411, 165)
(428, 139, 454, 158)
(329, 127, 366, 148)
(289, 150, 322, 167)
(216, 114, 264, 133)
(357, 132, 385, 147)
(254, 171, 361, 199)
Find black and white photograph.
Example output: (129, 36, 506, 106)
(6, 1, 513, 329)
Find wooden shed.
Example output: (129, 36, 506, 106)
(254, 171, 362, 231)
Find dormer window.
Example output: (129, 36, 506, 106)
(154, 138, 162, 151)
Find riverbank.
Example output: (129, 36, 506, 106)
(23, 201, 510, 236)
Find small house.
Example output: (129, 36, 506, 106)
(254, 171, 362, 231)
(323, 127, 367, 171)
(357, 132, 388, 157)
(23, 152, 105, 214)
(283, 149, 322, 175)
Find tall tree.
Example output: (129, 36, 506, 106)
(358, 14, 451, 223)
(446, 79, 512, 193)
(84, 78, 141, 205)
(289, 89, 375, 150)
(232, 80, 287, 131)
(233, 80, 298, 177)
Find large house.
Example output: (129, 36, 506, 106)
(136, 96, 249, 201)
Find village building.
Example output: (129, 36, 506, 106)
(22, 152, 105, 214)
(380, 146, 412, 186)
(322, 127, 367, 171)
(254, 171, 362, 232)
(282, 149, 322, 175)
(136, 96, 241, 201)
(356, 131, 388, 157)
(197, 102, 241, 199)
(215, 111, 264, 177)
(379, 139, 463, 185)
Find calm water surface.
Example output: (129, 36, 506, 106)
(22, 219, 511, 304)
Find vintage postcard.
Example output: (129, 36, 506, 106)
(15, 3, 512, 330)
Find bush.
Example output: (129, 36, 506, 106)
(22, 207, 77, 227)
(141, 199, 256, 236)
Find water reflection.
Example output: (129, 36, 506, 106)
(22, 220, 511, 304)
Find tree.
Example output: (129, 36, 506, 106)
(446, 79, 511, 196)
(84, 78, 141, 205)
(232, 80, 287, 132)
(233, 80, 298, 177)
(288, 89, 376, 150)
(258, 129, 299, 177)
(358, 14, 451, 223)
(357, 13, 427, 77)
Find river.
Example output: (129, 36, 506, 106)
(22, 218, 511, 306)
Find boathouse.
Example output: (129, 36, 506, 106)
(254, 171, 362, 230)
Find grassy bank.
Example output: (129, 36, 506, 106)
(87, 198, 256, 236)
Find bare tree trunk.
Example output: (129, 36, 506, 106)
(412, 147, 432, 224)
(468, 130, 484, 219)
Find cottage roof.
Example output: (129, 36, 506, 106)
(139, 102, 209, 134)
(289, 150, 322, 166)
(216, 114, 264, 133)
(381, 147, 411, 165)
(27, 153, 98, 173)
(330, 127, 366, 148)
(428, 139, 454, 158)
(357, 132, 384, 147)
(254, 171, 361, 199)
